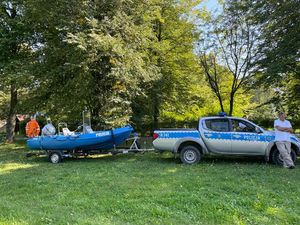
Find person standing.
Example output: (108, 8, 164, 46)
(274, 112, 295, 169)
(25, 116, 40, 138)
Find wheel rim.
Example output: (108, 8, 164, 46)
(51, 154, 60, 163)
(184, 150, 196, 163)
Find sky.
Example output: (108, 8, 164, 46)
(203, 0, 219, 11)
(199, 0, 222, 14)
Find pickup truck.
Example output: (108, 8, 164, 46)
(152, 115, 300, 165)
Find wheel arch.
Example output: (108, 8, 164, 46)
(268, 144, 277, 161)
(175, 138, 207, 154)
(291, 142, 300, 156)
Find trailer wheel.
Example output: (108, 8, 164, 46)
(49, 152, 62, 164)
(180, 146, 201, 165)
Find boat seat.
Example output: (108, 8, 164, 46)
(62, 128, 75, 136)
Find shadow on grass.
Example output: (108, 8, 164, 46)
(3, 141, 297, 169)
(26, 151, 178, 166)
(202, 155, 267, 164)
(25, 149, 286, 167)
(137, 151, 270, 166)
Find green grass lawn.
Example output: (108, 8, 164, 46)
(0, 143, 300, 225)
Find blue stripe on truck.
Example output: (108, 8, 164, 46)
(204, 132, 268, 142)
(157, 131, 297, 144)
(157, 131, 200, 139)
(204, 132, 277, 143)
(204, 132, 231, 140)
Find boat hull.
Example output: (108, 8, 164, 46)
(27, 125, 133, 151)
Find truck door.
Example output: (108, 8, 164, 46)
(230, 119, 267, 154)
(201, 118, 231, 154)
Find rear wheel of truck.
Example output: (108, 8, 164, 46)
(180, 146, 201, 164)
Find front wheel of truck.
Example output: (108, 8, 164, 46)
(180, 146, 201, 164)
(270, 147, 296, 166)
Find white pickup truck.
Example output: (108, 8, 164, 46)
(152, 115, 300, 165)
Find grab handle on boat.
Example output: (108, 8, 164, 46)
(68, 135, 80, 140)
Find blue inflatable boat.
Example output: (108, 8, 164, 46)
(27, 125, 134, 151)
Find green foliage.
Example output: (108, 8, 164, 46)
(230, 0, 300, 121)
(0, 0, 43, 141)
(0, 1, 38, 87)
(248, 0, 299, 79)
(132, 0, 208, 131)
(2, 0, 298, 135)
(0, 91, 9, 118)
(197, 0, 259, 117)
(12, 0, 158, 129)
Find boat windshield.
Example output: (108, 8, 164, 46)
(83, 125, 94, 134)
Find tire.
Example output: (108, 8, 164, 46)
(180, 146, 201, 165)
(271, 148, 296, 166)
(49, 152, 62, 164)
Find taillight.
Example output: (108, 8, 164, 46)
(153, 133, 159, 140)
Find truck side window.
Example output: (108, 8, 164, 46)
(231, 119, 256, 133)
(205, 119, 229, 132)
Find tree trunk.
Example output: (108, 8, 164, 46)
(6, 83, 18, 143)
(152, 19, 163, 131)
(217, 95, 225, 113)
(152, 96, 159, 130)
(229, 91, 235, 116)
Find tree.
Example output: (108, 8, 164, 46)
(244, 0, 300, 80)
(23, 0, 159, 129)
(0, 0, 36, 142)
(231, 0, 300, 122)
(199, 54, 226, 112)
(198, 1, 258, 116)
(132, 0, 204, 131)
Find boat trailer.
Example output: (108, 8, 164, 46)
(27, 135, 155, 164)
